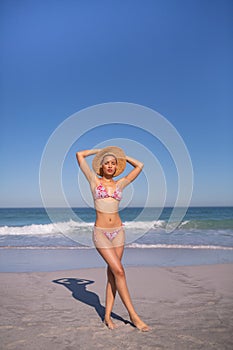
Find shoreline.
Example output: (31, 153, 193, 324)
(1, 264, 233, 349)
(1, 246, 233, 272)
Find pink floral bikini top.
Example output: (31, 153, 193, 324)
(94, 182, 122, 201)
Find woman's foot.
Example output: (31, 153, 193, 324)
(130, 315, 150, 332)
(104, 317, 118, 330)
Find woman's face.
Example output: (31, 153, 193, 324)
(101, 155, 117, 176)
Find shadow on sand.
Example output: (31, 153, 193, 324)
(52, 277, 129, 325)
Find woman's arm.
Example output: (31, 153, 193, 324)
(119, 155, 144, 187)
(76, 149, 101, 183)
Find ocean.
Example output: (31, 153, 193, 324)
(0, 207, 233, 250)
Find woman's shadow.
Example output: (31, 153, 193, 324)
(52, 277, 129, 325)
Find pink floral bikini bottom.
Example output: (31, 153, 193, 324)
(93, 225, 125, 248)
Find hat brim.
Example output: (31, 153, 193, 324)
(92, 146, 126, 177)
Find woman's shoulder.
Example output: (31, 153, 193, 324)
(115, 176, 130, 189)
(90, 174, 101, 188)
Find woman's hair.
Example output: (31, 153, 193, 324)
(101, 153, 118, 165)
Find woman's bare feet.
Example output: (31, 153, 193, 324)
(104, 318, 118, 330)
(130, 315, 150, 332)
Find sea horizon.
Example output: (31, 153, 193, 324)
(1, 205, 232, 208)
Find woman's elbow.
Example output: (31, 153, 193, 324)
(138, 162, 144, 170)
(76, 152, 82, 164)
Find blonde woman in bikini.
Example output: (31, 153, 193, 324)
(76, 146, 149, 332)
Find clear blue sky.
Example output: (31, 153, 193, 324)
(1, 0, 232, 207)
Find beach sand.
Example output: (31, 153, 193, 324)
(1, 264, 233, 350)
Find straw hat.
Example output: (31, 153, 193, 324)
(92, 146, 126, 177)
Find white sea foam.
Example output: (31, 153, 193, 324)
(1, 218, 233, 236)
(1, 219, 233, 254)
(0, 220, 165, 236)
(124, 220, 168, 229)
(0, 243, 232, 250)
(0, 220, 93, 236)
(126, 243, 233, 250)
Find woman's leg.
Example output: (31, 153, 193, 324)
(96, 246, 149, 331)
(104, 245, 124, 329)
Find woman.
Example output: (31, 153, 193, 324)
(76, 146, 149, 331)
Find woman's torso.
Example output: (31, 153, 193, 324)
(91, 177, 123, 228)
